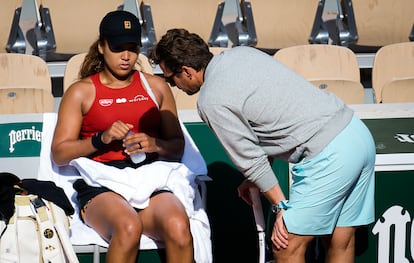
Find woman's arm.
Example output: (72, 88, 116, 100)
(52, 80, 135, 165)
(51, 80, 97, 165)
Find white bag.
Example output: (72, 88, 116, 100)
(0, 195, 79, 263)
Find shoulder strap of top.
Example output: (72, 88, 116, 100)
(139, 71, 159, 109)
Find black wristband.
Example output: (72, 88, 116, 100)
(91, 131, 106, 149)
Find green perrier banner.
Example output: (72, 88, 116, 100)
(0, 122, 43, 157)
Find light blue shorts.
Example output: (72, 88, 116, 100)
(282, 116, 376, 235)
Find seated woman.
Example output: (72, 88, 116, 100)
(51, 10, 194, 263)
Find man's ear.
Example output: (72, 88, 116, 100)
(182, 66, 194, 77)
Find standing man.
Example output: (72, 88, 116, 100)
(150, 28, 375, 263)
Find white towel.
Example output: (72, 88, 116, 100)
(37, 113, 212, 263)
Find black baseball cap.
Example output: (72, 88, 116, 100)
(99, 10, 142, 47)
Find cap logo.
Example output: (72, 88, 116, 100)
(124, 20, 131, 29)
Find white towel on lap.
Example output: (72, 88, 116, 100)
(37, 113, 212, 262)
(71, 158, 195, 209)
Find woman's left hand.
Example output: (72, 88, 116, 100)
(124, 132, 158, 154)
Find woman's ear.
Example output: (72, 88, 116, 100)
(98, 41, 104, 55)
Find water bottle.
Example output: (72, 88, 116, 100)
(127, 131, 146, 164)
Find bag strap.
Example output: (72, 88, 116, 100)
(48, 200, 78, 263)
(30, 196, 68, 263)
(55, 222, 79, 263)
(32, 197, 79, 263)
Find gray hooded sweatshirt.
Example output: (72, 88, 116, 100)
(197, 46, 354, 192)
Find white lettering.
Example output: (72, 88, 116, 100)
(372, 205, 411, 263)
(129, 95, 149, 102)
(395, 134, 414, 143)
(8, 126, 42, 153)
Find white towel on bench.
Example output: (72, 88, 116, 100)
(37, 113, 212, 263)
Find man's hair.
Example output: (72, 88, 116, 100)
(150, 28, 213, 74)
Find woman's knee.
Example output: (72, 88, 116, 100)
(163, 213, 193, 247)
(112, 216, 143, 246)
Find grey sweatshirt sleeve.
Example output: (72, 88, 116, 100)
(198, 103, 279, 192)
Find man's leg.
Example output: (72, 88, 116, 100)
(273, 233, 314, 263)
(323, 226, 356, 263)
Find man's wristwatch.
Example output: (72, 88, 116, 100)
(271, 201, 287, 215)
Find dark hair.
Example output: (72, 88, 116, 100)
(79, 40, 102, 79)
(150, 28, 213, 74)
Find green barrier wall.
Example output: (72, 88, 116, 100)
(4, 117, 412, 262)
(355, 170, 414, 263)
(355, 118, 414, 263)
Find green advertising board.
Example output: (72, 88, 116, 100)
(0, 122, 43, 157)
(358, 118, 414, 263)
(363, 118, 414, 154)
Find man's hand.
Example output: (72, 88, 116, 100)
(237, 180, 258, 206)
(272, 210, 289, 249)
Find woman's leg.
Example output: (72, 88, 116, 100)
(84, 190, 193, 263)
(139, 192, 194, 263)
(84, 191, 143, 263)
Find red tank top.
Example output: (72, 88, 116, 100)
(81, 71, 160, 162)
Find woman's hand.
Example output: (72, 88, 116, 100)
(101, 120, 133, 144)
(123, 132, 158, 154)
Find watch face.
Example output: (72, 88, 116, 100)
(272, 204, 280, 214)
